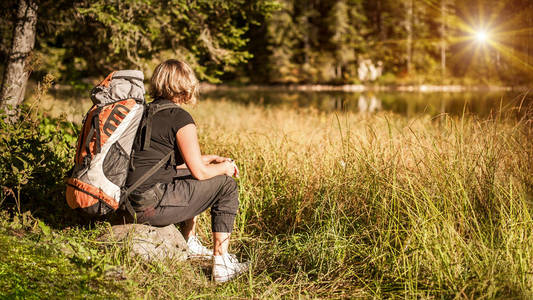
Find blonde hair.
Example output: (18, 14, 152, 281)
(150, 59, 199, 105)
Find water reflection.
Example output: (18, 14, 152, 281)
(38, 87, 532, 123)
(358, 94, 382, 113)
(202, 89, 532, 117)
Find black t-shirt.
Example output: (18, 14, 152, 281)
(126, 99, 195, 192)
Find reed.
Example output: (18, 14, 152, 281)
(191, 99, 533, 298)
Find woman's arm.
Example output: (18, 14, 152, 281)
(201, 154, 231, 164)
(176, 123, 234, 180)
(175, 154, 229, 169)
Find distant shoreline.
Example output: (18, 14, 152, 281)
(200, 83, 530, 93)
(45, 81, 531, 94)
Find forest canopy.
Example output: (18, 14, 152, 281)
(1, 0, 532, 86)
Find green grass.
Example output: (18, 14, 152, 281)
(1, 98, 532, 298)
(0, 212, 133, 299)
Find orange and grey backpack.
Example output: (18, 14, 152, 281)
(66, 70, 177, 217)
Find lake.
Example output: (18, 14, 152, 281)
(202, 88, 532, 118)
(43, 86, 532, 123)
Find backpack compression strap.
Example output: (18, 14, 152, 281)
(121, 150, 174, 218)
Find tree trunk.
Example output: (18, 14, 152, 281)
(303, 1, 312, 65)
(377, 0, 384, 41)
(406, 0, 413, 74)
(0, 0, 38, 117)
(526, 3, 532, 67)
(440, 0, 447, 82)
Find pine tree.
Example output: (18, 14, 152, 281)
(327, 0, 366, 82)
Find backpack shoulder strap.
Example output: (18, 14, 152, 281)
(142, 102, 180, 150)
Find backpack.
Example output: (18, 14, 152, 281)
(65, 70, 178, 217)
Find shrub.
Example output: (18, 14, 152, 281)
(0, 104, 78, 224)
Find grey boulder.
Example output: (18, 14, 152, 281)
(101, 224, 188, 262)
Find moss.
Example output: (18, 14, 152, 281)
(0, 230, 133, 299)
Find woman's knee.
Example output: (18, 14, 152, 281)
(216, 175, 239, 212)
(222, 175, 238, 196)
(223, 175, 238, 191)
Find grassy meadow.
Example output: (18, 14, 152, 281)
(1, 96, 532, 298)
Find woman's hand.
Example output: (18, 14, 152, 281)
(220, 161, 235, 177)
(217, 160, 239, 178)
(230, 160, 239, 178)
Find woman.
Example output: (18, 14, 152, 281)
(126, 59, 248, 282)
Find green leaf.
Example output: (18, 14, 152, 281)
(38, 220, 51, 236)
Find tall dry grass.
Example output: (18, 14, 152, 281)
(189, 99, 533, 298)
(8, 90, 532, 298)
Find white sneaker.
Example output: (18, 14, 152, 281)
(212, 253, 250, 283)
(187, 235, 213, 259)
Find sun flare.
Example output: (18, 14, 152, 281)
(475, 30, 489, 43)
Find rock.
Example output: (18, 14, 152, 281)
(101, 224, 188, 262)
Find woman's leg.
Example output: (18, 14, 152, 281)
(181, 216, 197, 240)
(213, 232, 231, 255)
(212, 230, 249, 282)
(138, 175, 247, 281)
(140, 175, 239, 239)
(181, 216, 232, 256)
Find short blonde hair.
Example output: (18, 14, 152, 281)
(150, 59, 199, 104)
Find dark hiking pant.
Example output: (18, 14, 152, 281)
(130, 170, 239, 233)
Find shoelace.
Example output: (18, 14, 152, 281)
(226, 253, 238, 264)
(225, 254, 249, 271)
(214, 253, 240, 265)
